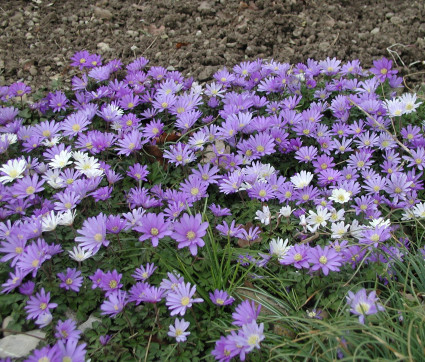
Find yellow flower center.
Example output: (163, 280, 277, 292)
(294, 253, 302, 261)
(259, 190, 267, 197)
(256, 145, 265, 152)
(40, 302, 47, 310)
(72, 124, 81, 132)
(109, 280, 117, 288)
(151, 227, 159, 236)
(127, 102, 134, 108)
(94, 233, 103, 242)
(191, 187, 199, 196)
(186, 231, 196, 240)
(216, 298, 224, 305)
(319, 256, 327, 264)
(355, 302, 371, 314)
(65, 278, 73, 285)
(181, 296, 190, 306)
(26, 186, 35, 195)
(32, 259, 39, 267)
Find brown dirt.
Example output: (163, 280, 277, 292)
(0, 0, 424, 90)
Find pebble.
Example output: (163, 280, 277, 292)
(78, 315, 101, 333)
(0, 330, 45, 358)
(97, 42, 112, 52)
(390, 16, 403, 25)
(198, 66, 215, 81)
(198, 1, 216, 15)
(370, 27, 380, 35)
(29, 66, 37, 76)
(93, 7, 113, 20)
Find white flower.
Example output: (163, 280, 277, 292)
(269, 238, 290, 261)
(329, 208, 345, 223)
(255, 205, 271, 225)
(350, 219, 365, 239)
(401, 209, 414, 221)
(412, 202, 425, 218)
(0, 158, 27, 184)
(399, 93, 422, 114)
(369, 217, 391, 229)
(329, 188, 351, 204)
(58, 209, 77, 226)
(68, 245, 93, 262)
(331, 221, 350, 239)
(385, 99, 405, 117)
(43, 168, 64, 189)
(0, 133, 18, 144)
(290, 170, 314, 189)
(42, 210, 61, 232)
(74, 155, 103, 178)
(49, 150, 73, 169)
(279, 205, 292, 218)
(306, 205, 330, 232)
(72, 151, 88, 162)
(42, 136, 62, 147)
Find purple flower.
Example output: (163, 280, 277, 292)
(237, 321, 265, 353)
(165, 282, 203, 316)
(24, 288, 58, 321)
(160, 272, 184, 295)
(127, 163, 149, 182)
(232, 300, 261, 327)
(209, 204, 231, 217)
(75, 213, 109, 254)
(57, 268, 83, 292)
(307, 245, 343, 276)
(172, 213, 209, 256)
(369, 57, 397, 82)
(100, 290, 127, 318)
(209, 289, 235, 306)
(134, 212, 172, 247)
(100, 270, 123, 296)
(55, 319, 82, 341)
(49, 91, 69, 113)
(132, 263, 157, 281)
(19, 281, 35, 296)
(346, 288, 385, 324)
(168, 318, 190, 342)
(100, 334, 112, 345)
(25, 345, 61, 362)
(57, 338, 87, 362)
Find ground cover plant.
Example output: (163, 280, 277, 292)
(0, 52, 425, 361)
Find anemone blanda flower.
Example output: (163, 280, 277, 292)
(24, 288, 58, 320)
(209, 289, 235, 306)
(75, 213, 109, 254)
(55, 319, 82, 341)
(134, 212, 172, 247)
(346, 288, 385, 324)
(165, 282, 203, 316)
(0, 158, 26, 184)
(168, 318, 190, 343)
(307, 245, 343, 276)
(100, 290, 127, 317)
(57, 268, 83, 292)
(172, 213, 208, 256)
(232, 300, 261, 327)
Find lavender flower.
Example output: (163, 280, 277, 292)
(168, 318, 190, 342)
(346, 288, 385, 324)
(165, 282, 203, 316)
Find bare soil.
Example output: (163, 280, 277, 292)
(1, 0, 425, 90)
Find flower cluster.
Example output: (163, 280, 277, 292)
(0, 50, 423, 360)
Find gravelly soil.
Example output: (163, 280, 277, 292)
(0, 0, 424, 90)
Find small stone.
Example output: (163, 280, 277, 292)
(25, 33, 34, 40)
(198, 66, 215, 81)
(196, 30, 202, 37)
(390, 16, 403, 25)
(293, 28, 303, 37)
(97, 42, 112, 52)
(2, 317, 13, 337)
(155, 51, 162, 59)
(198, 1, 216, 14)
(78, 315, 101, 333)
(29, 66, 37, 76)
(226, 42, 237, 48)
(370, 27, 380, 35)
(126, 30, 138, 37)
(0, 330, 45, 358)
(93, 7, 113, 20)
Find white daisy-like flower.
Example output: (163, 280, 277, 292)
(269, 237, 290, 261)
(58, 209, 77, 226)
(42, 210, 62, 232)
(49, 150, 73, 169)
(385, 98, 405, 117)
(279, 205, 292, 218)
(331, 221, 350, 239)
(0, 133, 18, 144)
(350, 219, 365, 239)
(329, 208, 345, 223)
(412, 202, 425, 218)
(401, 209, 415, 221)
(306, 205, 331, 232)
(43, 168, 64, 189)
(290, 170, 314, 189)
(255, 205, 271, 225)
(41, 136, 62, 147)
(369, 217, 391, 229)
(68, 245, 93, 262)
(399, 93, 422, 114)
(74, 155, 103, 178)
(329, 188, 351, 204)
(0, 158, 27, 184)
